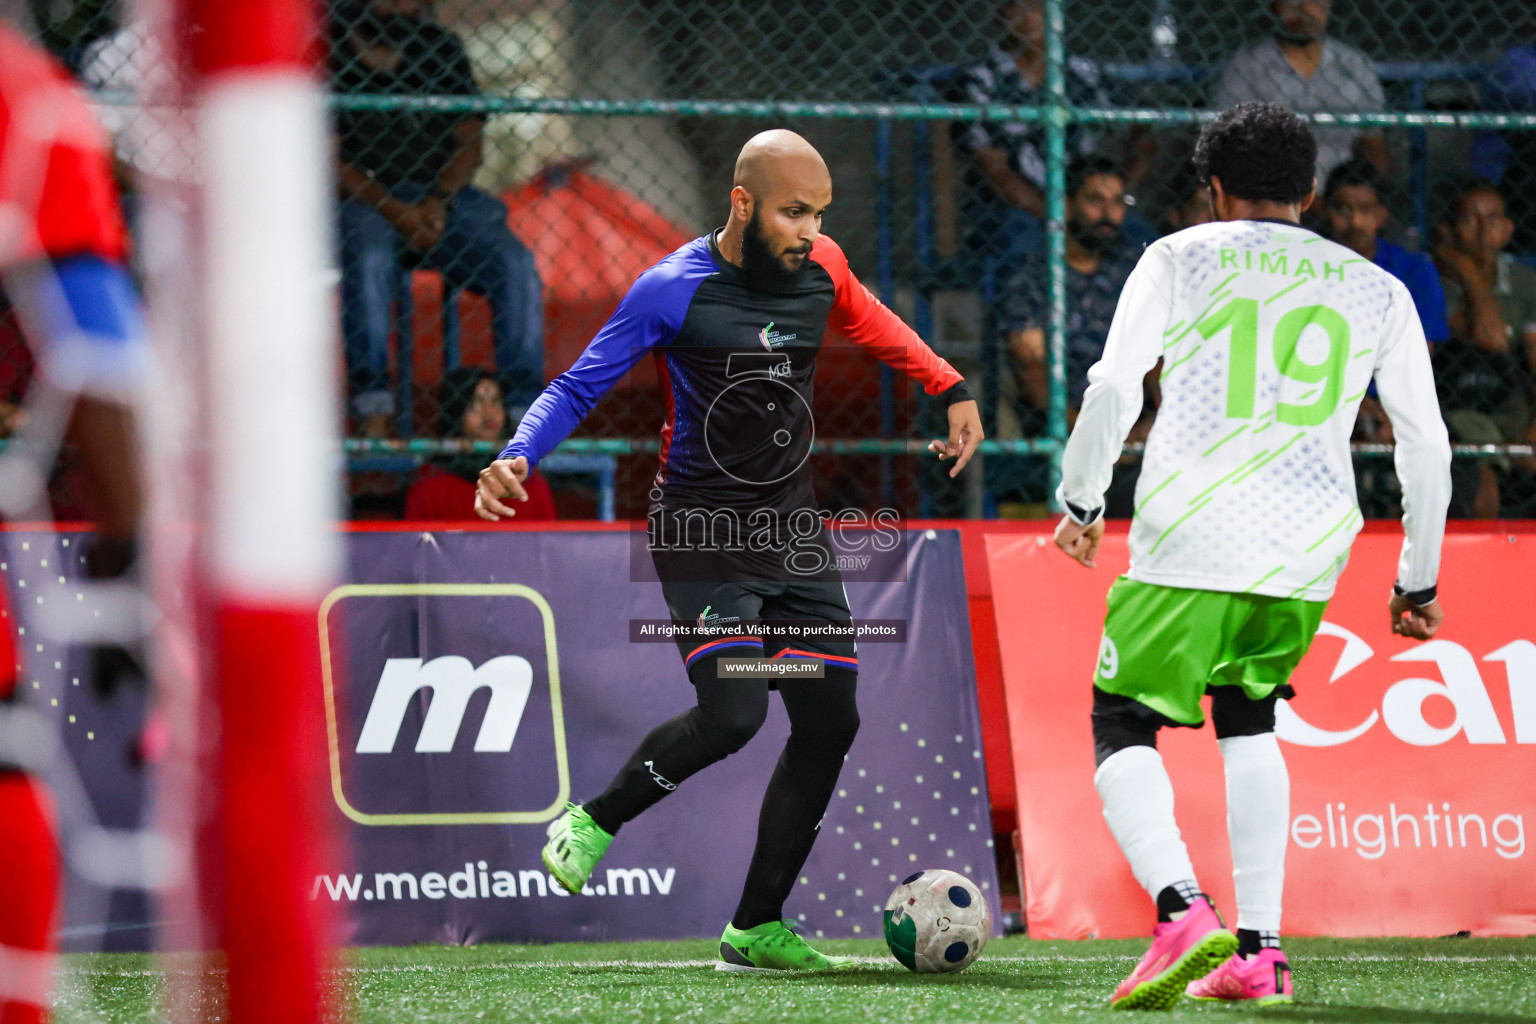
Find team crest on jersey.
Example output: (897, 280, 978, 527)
(697, 604, 742, 633)
(757, 321, 797, 351)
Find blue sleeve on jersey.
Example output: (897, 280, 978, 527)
(1407, 258, 1449, 345)
(25, 255, 149, 395)
(500, 256, 702, 467)
(47, 255, 144, 344)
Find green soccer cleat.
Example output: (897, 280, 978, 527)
(715, 920, 860, 973)
(541, 803, 613, 895)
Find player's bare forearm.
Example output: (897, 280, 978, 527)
(475, 456, 529, 521)
(927, 399, 983, 478)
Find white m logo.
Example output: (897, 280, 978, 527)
(356, 656, 534, 754)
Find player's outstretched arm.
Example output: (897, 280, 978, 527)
(472, 258, 688, 517)
(927, 399, 984, 478)
(475, 456, 530, 520)
(818, 237, 979, 454)
(821, 246, 983, 476)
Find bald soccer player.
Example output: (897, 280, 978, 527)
(476, 130, 983, 971)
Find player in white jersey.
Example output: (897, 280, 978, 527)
(1051, 103, 1452, 1010)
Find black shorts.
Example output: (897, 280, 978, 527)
(651, 548, 857, 673)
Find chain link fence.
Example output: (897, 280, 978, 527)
(12, 0, 1536, 520)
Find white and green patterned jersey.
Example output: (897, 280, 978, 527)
(1058, 219, 1452, 601)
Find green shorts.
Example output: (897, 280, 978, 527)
(1093, 577, 1327, 726)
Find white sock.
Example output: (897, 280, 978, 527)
(1094, 745, 1198, 901)
(1220, 732, 1288, 933)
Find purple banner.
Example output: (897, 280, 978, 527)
(1, 532, 155, 952)
(319, 528, 1000, 945)
(1, 527, 997, 949)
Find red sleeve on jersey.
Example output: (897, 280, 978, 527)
(0, 25, 129, 266)
(811, 234, 963, 396)
(35, 118, 130, 263)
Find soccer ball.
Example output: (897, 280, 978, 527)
(882, 869, 990, 973)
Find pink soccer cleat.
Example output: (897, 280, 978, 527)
(1110, 896, 1238, 1010)
(1186, 948, 1294, 1005)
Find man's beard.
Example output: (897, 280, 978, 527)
(1069, 216, 1121, 255)
(740, 206, 810, 289)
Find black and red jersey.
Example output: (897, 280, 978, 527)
(502, 232, 968, 518)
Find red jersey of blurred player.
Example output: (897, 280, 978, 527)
(0, 26, 128, 266)
(0, 20, 133, 1024)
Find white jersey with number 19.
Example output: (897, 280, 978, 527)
(1058, 219, 1452, 601)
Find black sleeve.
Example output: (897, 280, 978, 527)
(941, 379, 976, 406)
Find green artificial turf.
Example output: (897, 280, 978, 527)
(55, 936, 1536, 1024)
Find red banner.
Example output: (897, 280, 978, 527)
(990, 529, 1536, 938)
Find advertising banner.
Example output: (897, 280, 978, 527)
(319, 528, 999, 944)
(0, 531, 156, 952)
(3, 528, 996, 949)
(989, 530, 1536, 939)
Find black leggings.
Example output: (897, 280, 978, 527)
(583, 656, 859, 929)
(1091, 685, 1279, 767)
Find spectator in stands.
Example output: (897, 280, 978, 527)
(951, 0, 1155, 268)
(1158, 164, 1214, 235)
(1433, 180, 1536, 517)
(1325, 160, 1447, 347)
(1001, 155, 1136, 426)
(1323, 159, 1446, 510)
(1214, 0, 1388, 184)
(331, 0, 543, 436)
(1476, 23, 1536, 252)
(998, 155, 1151, 513)
(404, 367, 555, 521)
